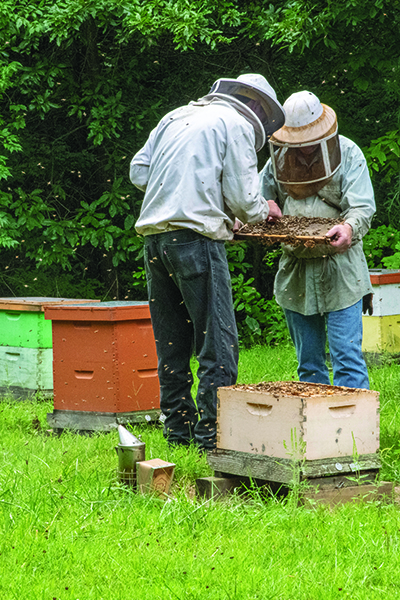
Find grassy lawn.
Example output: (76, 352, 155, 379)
(1, 344, 400, 599)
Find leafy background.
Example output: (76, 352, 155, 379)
(0, 0, 399, 345)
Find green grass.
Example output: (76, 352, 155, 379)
(1, 345, 400, 599)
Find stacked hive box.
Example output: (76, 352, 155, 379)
(0, 297, 98, 398)
(362, 269, 400, 354)
(207, 381, 380, 485)
(44, 301, 160, 432)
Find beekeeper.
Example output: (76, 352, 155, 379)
(130, 74, 284, 450)
(260, 90, 375, 389)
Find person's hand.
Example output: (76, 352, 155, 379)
(326, 222, 352, 253)
(266, 200, 282, 223)
(232, 218, 243, 233)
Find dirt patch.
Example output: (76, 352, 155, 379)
(236, 216, 344, 247)
(231, 380, 360, 397)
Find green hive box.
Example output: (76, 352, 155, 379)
(0, 298, 99, 398)
(0, 309, 52, 348)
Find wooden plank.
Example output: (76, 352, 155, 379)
(47, 408, 161, 432)
(207, 448, 381, 484)
(207, 449, 295, 483)
(304, 470, 379, 489)
(117, 410, 161, 425)
(47, 409, 119, 432)
(302, 453, 381, 478)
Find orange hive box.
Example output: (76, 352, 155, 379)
(44, 301, 160, 431)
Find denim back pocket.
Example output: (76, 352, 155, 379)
(165, 238, 208, 280)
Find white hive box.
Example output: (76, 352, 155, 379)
(362, 269, 400, 353)
(217, 381, 379, 461)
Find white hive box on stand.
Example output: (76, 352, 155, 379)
(0, 346, 53, 395)
(203, 381, 388, 503)
(362, 269, 400, 353)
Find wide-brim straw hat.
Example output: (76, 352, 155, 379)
(271, 94, 337, 145)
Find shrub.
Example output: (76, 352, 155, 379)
(362, 224, 400, 269)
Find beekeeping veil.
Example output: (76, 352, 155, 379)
(269, 91, 341, 199)
(208, 74, 285, 151)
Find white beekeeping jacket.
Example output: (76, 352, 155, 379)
(130, 98, 270, 240)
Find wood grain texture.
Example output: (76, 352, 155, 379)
(207, 448, 381, 484)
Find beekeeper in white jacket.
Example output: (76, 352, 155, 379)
(130, 74, 284, 451)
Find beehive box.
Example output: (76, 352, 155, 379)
(0, 297, 99, 397)
(362, 270, 400, 353)
(44, 301, 160, 430)
(0, 346, 53, 397)
(217, 381, 379, 461)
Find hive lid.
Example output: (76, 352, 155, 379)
(0, 297, 100, 312)
(369, 269, 400, 285)
(43, 301, 150, 321)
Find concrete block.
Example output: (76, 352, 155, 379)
(195, 476, 242, 500)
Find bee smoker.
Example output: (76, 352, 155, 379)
(115, 424, 146, 488)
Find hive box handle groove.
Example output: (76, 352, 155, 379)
(6, 312, 21, 320)
(5, 352, 21, 360)
(74, 370, 95, 379)
(328, 404, 356, 418)
(246, 403, 273, 416)
(73, 321, 92, 329)
(137, 369, 158, 378)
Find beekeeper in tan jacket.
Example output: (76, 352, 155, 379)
(260, 90, 375, 389)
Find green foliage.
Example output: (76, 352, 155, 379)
(362, 225, 400, 269)
(231, 273, 289, 347)
(364, 131, 400, 182)
(363, 131, 400, 226)
(0, 0, 399, 330)
(226, 242, 288, 347)
(0, 265, 105, 299)
(382, 247, 400, 270)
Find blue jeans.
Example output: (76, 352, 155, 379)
(285, 300, 369, 389)
(144, 230, 239, 449)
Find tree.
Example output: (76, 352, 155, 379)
(258, 0, 400, 223)
(0, 0, 398, 327)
